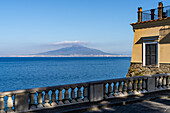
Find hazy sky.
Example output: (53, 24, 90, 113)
(0, 0, 170, 55)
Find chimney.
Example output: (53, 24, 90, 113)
(151, 9, 155, 20)
(138, 7, 142, 22)
(158, 2, 163, 19)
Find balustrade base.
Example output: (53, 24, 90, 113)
(141, 90, 147, 93)
(58, 101, 64, 105)
(7, 110, 15, 113)
(118, 92, 123, 96)
(128, 91, 134, 95)
(51, 102, 57, 107)
(83, 98, 89, 102)
(113, 93, 118, 96)
(77, 99, 83, 102)
(133, 91, 138, 94)
(123, 92, 128, 96)
(30, 105, 36, 110)
(44, 103, 51, 107)
(0, 110, 5, 113)
(37, 104, 43, 108)
(71, 99, 76, 103)
(64, 100, 70, 104)
(163, 86, 167, 89)
(108, 94, 113, 97)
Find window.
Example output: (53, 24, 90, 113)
(143, 42, 159, 67)
(145, 44, 157, 65)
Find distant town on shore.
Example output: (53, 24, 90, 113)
(1, 45, 131, 57)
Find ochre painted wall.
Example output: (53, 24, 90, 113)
(131, 19, 170, 64)
(131, 27, 162, 63)
(160, 44, 170, 63)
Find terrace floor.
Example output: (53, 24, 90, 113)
(84, 96, 170, 113)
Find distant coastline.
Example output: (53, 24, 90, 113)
(0, 55, 131, 57)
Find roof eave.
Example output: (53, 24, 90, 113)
(130, 17, 170, 26)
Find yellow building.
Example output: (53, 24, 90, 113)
(127, 2, 170, 77)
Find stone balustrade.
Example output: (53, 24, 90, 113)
(104, 76, 148, 99)
(0, 74, 169, 113)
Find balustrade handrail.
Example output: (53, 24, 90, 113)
(0, 82, 89, 96)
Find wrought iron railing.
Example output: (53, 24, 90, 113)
(164, 6, 170, 17)
(142, 5, 170, 22)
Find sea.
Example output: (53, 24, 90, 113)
(0, 57, 131, 92)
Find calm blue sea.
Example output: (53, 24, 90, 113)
(0, 57, 131, 92)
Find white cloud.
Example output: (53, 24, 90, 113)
(51, 40, 88, 46)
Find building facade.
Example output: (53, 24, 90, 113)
(127, 2, 170, 77)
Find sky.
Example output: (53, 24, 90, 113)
(0, 0, 170, 56)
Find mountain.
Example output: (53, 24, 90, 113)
(36, 45, 113, 55)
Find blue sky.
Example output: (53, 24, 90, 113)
(0, 0, 170, 56)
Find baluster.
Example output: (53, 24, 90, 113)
(0, 95, 5, 113)
(123, 81, 128, 95)
(166, 76, 169, 88)
(162, 76, 166, 89)
(44, 91, 50, 107)
(58, 89, 63, 105)
(7, 94, 13, 112)
(137, 79, 142, 92)
(118, 81, 123, 95)
(77, 86, 82, 102)
(113, 82, 118, 96)
(83, 86, 88, 101)
(128, 80, 132, 94)
(30, 92, 36, 109)
(133, 79, 137, 94)
(37, 91, 43, 108)
(158, 76, 162, 89)
(104, 83, 108, 98)
(64, 88, 70, 104)
(51, 90, 57, 106)
(108, 82, 112, 97)
(71, 87, 76, 103)
(155, 77, 158, 88)
(142, 79, 146, 92)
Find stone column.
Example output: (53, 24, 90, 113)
(0, 95, 5, 113)
(138, 7, 142, 22)
(7, 94, 13, 112)
(58, 89, 63, 105)
(44, 91, 50, 107)
(37, 91, 43, 108)
(64, 88, 70, 104)
(71, 87, 76, 103)
(77, 86, 82, 102)
(51, 90, 57, 106)
(83, 86, 88, 101)
(158, 2, 163, 19)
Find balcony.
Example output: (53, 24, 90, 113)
(136, 2, 170, 23)
(142, 5, 170, 22)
